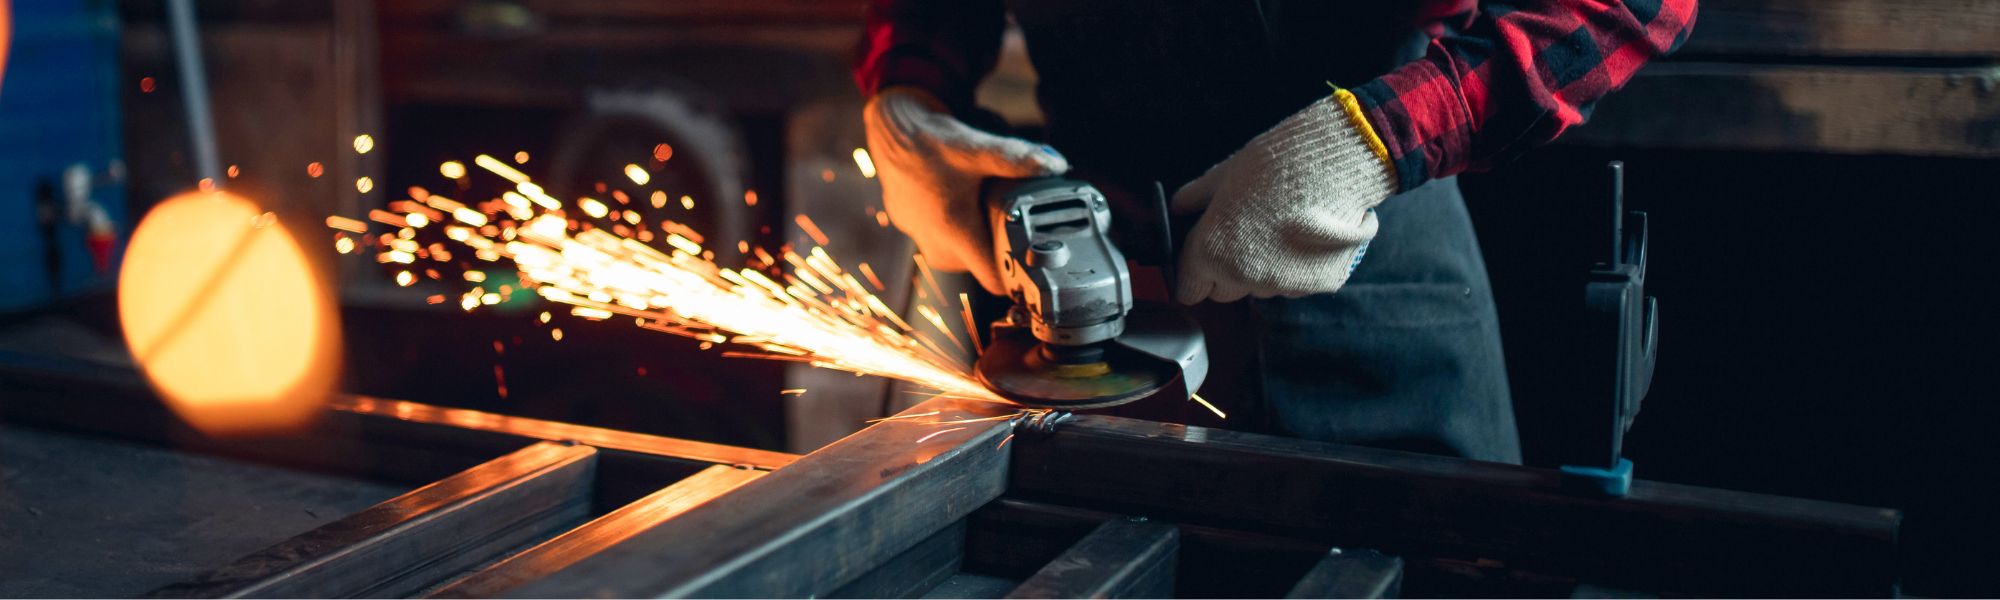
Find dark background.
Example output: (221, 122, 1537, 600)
(3, 0, 1993, 595)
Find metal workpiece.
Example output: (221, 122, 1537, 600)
(1015, 409, 1074, 435)
(1006, 517, 1181, 599)
(505, 397, 1019, 598)
(1284, 548, 1403, 599)
(430, 464, 768, 598)
(1008, 414, 1903, 597)
(148, 442, 598, 599)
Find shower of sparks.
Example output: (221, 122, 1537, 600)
(328, 158, 1002, 403)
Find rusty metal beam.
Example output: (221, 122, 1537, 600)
(148, 441, 596, 598)
(1009, 415, 1901, 597)
(1005, 517, 1179, 599)
(429, 463, 766, 598)
(506, 398, 1017, 598)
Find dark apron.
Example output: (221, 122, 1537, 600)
(1004, 0, 1521, 462)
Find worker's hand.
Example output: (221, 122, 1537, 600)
(1170, 97, 1396, 303)
(864, 87, 1069, 295)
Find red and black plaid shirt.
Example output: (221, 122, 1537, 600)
(856, 0, 1699, 192)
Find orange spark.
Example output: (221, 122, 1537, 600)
(795, 214, 830, 246)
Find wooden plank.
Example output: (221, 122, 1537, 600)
(1285, 548, 1403, 599)
(1009, 415, 1902, 597)
(428, 464, 766, 598)
(505, 398, 1018, 598)
(1683, 0, 2000, 57)
(148, 441, 596, 598)
(1569, 62, 2000, 157)
(1005, 518, 1179, 599)
(828, 522, 968, 599)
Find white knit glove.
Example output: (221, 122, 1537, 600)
(864, 87, 1069, 294)
(1171, 96, 1397, 303)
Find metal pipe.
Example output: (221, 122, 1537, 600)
(164, 0, 222, 185)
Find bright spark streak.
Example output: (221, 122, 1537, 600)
(440, 161, 467, 179)
(852, 148, 878, 178)
(624, 164, 651, 186)
(325, 215, 367, 233)
(914, 426, 968, 444)
(334, 164, 1002, 402)
(474, 154, 529, 184)
(1191, 393, 1227, 419)
(795, 215, 831, 246)
(353, 134, 375, 154)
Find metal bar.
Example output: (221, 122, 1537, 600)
(336, 394, 796, 470)
(148, 441, 596, 598)
(429, 464, 766, 598)
(1005, 517, 1179, 599)
(1009, 415, 1902, 597)
(827, 521, 967, 599)
(1285, 548, 1403, 599)
(967, 499, 1330, 599)
(0, 351, 795, 488)
(506, 397, 1017, 598)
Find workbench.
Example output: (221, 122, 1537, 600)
(0, 350, 1900, 598)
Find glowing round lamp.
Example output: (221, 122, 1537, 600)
(119, 190, 339, 435)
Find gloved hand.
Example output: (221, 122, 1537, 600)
(863, 87, 1069, 294)
(1170, 95, 1397, 303)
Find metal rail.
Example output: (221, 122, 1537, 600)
(1006, 517, 1179, 599)
(147, 442, 596, 598)
(1009, 415, 1903, 597)
(429, 464, 766, 598)
(506, 397, 1017, 598)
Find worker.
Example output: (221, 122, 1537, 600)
(857, 1, 1696, 463)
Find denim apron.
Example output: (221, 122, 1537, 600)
(1004, 0, 1521, 462)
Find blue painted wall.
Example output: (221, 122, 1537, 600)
(0, 0, 126, 311)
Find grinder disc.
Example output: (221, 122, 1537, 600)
(974, 326, 1176, 410)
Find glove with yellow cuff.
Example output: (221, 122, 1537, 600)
(1171, 89, 1398, 304)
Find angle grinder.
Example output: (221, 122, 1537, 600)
(972, 177, 1208, 410)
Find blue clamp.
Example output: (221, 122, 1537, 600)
(1560, 458, 1634, 497)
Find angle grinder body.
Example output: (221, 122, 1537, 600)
(973, 177, 1208, 410)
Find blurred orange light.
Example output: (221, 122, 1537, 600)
(119, 190, 339, 436)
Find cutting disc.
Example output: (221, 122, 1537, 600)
(974, 327, 1177, 410)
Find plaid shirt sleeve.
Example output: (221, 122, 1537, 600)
(853, 0, 1006, 113)
(1351, 0, 1699, 192)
